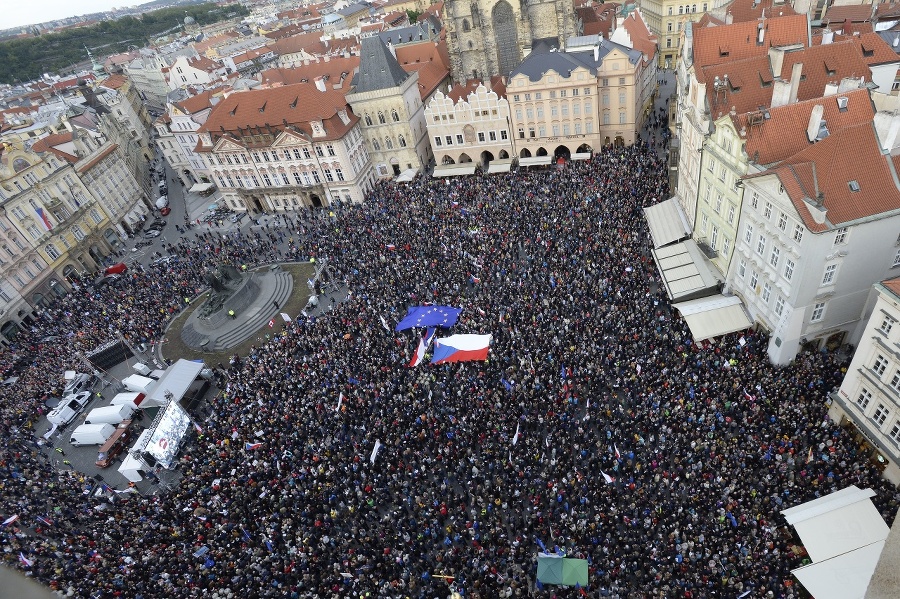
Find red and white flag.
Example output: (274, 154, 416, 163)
(268, 319, 275, 328)
(408, 328, 436, 367)
(19, 552, 33, 567)
(601, 470, 615, 484)
(614, 444, 621, 460)
(336, 392, 344, 413)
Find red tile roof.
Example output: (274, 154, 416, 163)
(847, 32, 899, 66)
(395, 41, 451, 99)
(176, 90, 218, 115)
(259, 56, 360, 91)
(881, 276, 900, 299)
(723, 0, 797, 23)
(749, 123, 900, 231)
(31, 132, 76, 163)
(735, 88, 874, 165)
(823, 5, 873, 24)
(197, 83, 359, 146)
(99, 74, 128, 90)
(692, 14, 809, 69)
(620, 9, 657, 61)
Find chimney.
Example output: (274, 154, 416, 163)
(771, 78, 790, 108)
(806, 104, 824, 142)
(758, 23, 765, 45)
(823, 81, 839, 96)
(725, 12, 733, 25)
(594, 44, 600, 62)
(822, 28, 834, 44)
(768, 47, 786, 79)
(837, 77, 862, 93)
(788, 62, 802, 104)
(882, 114, 900, 152)
(314, 76, 327, 92)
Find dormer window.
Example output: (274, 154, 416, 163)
(848, 180, 860, 192)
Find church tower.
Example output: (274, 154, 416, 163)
(444, 0, 577, 84)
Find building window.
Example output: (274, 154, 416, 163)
(501, 130, 508, 140)
(336, 168, 344, 181)
(445, 135, 453, 146)
(793, 224, 804, 243)
(756, 234, 766, 256)
(378, 113, 386, 124)
(822, 264, 837, 286)
(722, 237, 730, 256)
(774, 295, 785, 317)
(778, 212, 788, 231)
(770, 246, 780, 268)
(749, 270, 759, 290)
(873, 403, 890, 427)
(834, 227, 848, 245)
(744, 223, 753, 244)
(72, 226, 84, 241)
(873, 354, 889, 376)
(391, 110, 399, 122)
(710, 226, 719, 249)
(750, 192, 758, 210)
(700, 213, 708, 233)
(856, 388, 872, 410)
(478, 132, 486, 142)
(811, 301, 826, 322)
(893, 248, 900, 267)
(762, 283, 771, 303)
(880, 317, 895, 336)
(399, 135, 406, 148)
(262, 173, 272, 186)
(784, 259, 795, 281)
(45, 243, 60, 260)
(489, 131, 497, 141)
(434, 137, 442, 147)
(714, 194, 722, 213)
(764, 202, 772, 219)
(738, 259, 746, 278)
(727, 203, 736, 224)
(891, 371, 900, 393)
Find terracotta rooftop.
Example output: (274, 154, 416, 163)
(882, 276, 900, 300)
(696, 13, 726, 28)
(875, 2, 900, 20)
(193, 31, 239, 54)
(620, 9, 657, 61)
(847, 32, 899, 66)
(176, 90, 218, 115)
(186, 54, 223, 73)
(31, 132, 76, 163)
(692, 13, 809, 69)
(259, 56, 361, 91)
(700, 40, 872, 114)
(735, 88, 874, 166)
(724, 0, 797, 23)
(197, 83, 359, 146)
(749, 123, 900, 232)
(99, 74, 128, 90)
(824, 5, 873, 24)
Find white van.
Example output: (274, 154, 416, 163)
(84, 404, 135, 426)
(70, 423, 117, 447)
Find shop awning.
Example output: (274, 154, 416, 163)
(433, 163, 477, 178)
(672, 294, 752, 341)
(782, 486, 890, 599)
(395, 168, 418, 183)
(518, 156, 552, 167)
(571, 152, 592, 161)
(487, 159, 513, 173)
(189, 182, 215, 194)
(643, 198, 692, 249)
(651, 240, 721, 301)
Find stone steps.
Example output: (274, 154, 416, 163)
(209, 271, 293, 351)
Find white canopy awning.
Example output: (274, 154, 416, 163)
(672, 294, 752, 341)
(519, 156, 552, 167)
(433, 163, 477, 178)
(782, 486, 890, 599)
(487, 159, 513, 173)
(146, 359, 204, 406)
(395, 168, 418, 183)
(651, 240, 721, 301)
(571, 152, 591, 161)
(643, 198, 693, 249)
(189, 182, 215, 193)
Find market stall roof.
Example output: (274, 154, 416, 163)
(643, 198, 692, 248)
(519, 156, 552, 167)
(672, 294, 752, 341)
(433, 163, 477, 178)
(571, 152, 591, 161)
(395, 168, 418, 182)
(487, 159, 513, 173)
(651, 240, 720, 301)
(782, 486, 890, 599)
(189, 182, 215, 193)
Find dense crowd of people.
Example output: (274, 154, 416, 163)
(0, 144, 898, 599)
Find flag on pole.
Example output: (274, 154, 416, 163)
(614, 444, 621, 460)
(241, 527, 251, 541)
(18, 553, 33, 568)
(601, 470, 615, 484)
(379, 315, 390, 331)
(336, 392, 344, 413)
(408, 328, 436, 367)
(806, 446, 813, 464)
(193, 420, 203, 434)
(370, 439, 382, 464)
(583, 398, 590, 421)
(508, 451, 513, 466)
(512, 422, 520, 446)
(636, 363, 642, 376)
(35, 516, 53, 528)
(245, 442, 262, 451)
(2, 515, 19, 526)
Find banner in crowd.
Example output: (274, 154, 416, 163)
(431, 334, 492, 364)
(395, 306, 462, 331)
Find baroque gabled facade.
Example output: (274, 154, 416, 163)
(443, 0, 578, 83)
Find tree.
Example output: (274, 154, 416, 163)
(406, 9, 423, 23)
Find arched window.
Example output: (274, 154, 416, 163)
(372, 139, 381, 151)
(391, 110, 400, 122)
(385, 137, 394, 150)
(378, 112, 386, 124)
(398, 134, 406, 147)
(462, 19, 470, 32)
(364, 114, 373, 126)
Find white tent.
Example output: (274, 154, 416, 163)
(118, 453, 148, 483)
(782, 485, 890, 599)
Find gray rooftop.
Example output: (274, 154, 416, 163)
(377, 23, 434, 47)
(353, 35, 410, 93)
(510, 39, 642, 82)
(337, 2, 369, 16)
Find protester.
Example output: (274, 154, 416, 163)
(0, 143, 896, 599)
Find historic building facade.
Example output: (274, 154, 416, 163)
(443, 0, 578, 83)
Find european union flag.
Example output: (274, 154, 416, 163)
(395, 305, 462, 331)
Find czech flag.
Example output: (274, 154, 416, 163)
(431, 334, 492, 364)
(385, 244, 396, 251)
(408, 328, 436, 367)
(245, 442, 262, 451)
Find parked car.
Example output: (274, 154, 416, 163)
(46, 391, 92, 426)
(143, 229, 162, 238)
(64, 374, 93, 395)
(160, 207, 171, 216)
(104, 262, 128, 275)
(230, 212, 247, 223)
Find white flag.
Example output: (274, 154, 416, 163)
(336, 392, 343, 413)
(636, 363, 641, 376)
(512, 422, 520, 446)
(508, 451, 513, 466)
(583, 397, 590, 421)
(601, 470, 615, 484)
(379, 316, 390, 331)
(281, 312, 292, 322)
(370, 439, 382, 464)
